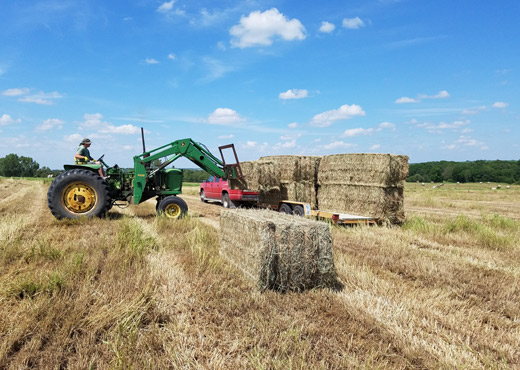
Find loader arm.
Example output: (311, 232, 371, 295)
(132, 138, 241, 204)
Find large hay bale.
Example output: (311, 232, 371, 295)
(318, 153, 408, 224)
(230, 156, 320, 208)
(318, 153, 409, 187)
(219, 208, 337, 292)
(318, 184, 405, 224)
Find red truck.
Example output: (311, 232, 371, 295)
(200, 176, 259, 208)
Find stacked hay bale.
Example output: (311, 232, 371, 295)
(231, 156, 320, 208)
(317, 154, 409, 224)
(220, 208, 337, 292)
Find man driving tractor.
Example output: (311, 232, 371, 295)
(74, 138, 105, 178)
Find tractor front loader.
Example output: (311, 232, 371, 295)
(47, 135, 242, 220)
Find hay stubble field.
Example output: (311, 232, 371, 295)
(0, 178, 519, 369)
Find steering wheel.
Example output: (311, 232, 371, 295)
(97, 154, 105, 161)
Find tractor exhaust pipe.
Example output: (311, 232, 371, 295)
(141, 127, 146, 153)
(141, 127, 151, 167)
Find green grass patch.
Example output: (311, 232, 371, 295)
(403, 216, 432, 233)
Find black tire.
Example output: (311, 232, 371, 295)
(47, 169, 111, 219)
(292, 205, 305, 217)
(200, 190, 207, 203)
(157, 196, 188, 219)
(279, 203, 293, 214)
(221, 192, 235, 208)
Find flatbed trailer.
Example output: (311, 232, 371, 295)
(259, 200, 376, 225)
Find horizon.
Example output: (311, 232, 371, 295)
(0, 0, 518, 169)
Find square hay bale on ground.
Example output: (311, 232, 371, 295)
(219, 208, 337, 292)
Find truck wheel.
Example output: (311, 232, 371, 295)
(200, 190, 207, 203)
(222, 193, 236, 209)
(293, 205, 305, 217)
(279, 203, 293, 214)
(157, 196, 188, 219)
(47, 169, 111, 219)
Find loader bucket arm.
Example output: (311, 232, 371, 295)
(132, 138, 241, 204)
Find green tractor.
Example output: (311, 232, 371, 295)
(47, 137, 242, 220)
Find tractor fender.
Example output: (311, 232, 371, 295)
(64, 164, 102, 172)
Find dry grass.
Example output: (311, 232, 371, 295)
(0, 177, 519, 369)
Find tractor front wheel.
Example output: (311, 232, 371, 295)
(47, 169, 111, 219)
(157, 196, 188, 219)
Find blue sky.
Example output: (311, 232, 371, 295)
(0, 0, 518, 169)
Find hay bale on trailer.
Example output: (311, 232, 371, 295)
(231, 156, 320, 208)
(220, 208, 337, 292)
(318, 153, 408, 224)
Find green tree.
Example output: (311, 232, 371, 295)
(0, 154, 39, 177)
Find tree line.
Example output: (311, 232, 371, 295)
(408, 160, 520, 184)
(0, 154, 57, 178)
(3, 153, 518, 184)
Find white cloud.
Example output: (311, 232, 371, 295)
(168, 53, 176, 60)
(442, 135, 488, 151)
(157, 1, 174, 13)
(279, 89, 308, 100)
(100, 124, 141, 135)
(378, 121, 396, 130)
(80, 113, 104, 127)
(418, 90, 450, 99)
(319, 21, 335, 33)
(65, 134, 83, 143)
(218, 134, 234, 139)
(322, 141, 355, 150)
(288, 122, 299, 128)
(230, 8, 306, 48)
(157, 1, 184, 16)
(145, 58, 159, 64)
(37, 118, 64, 131)
(16, 91, 63, 105)
(342, 17, 365, 29)
(202, 57, 234, 81)
(245, 141, 257, 148)
(461, 106, 486, 115)
(280, 133, 301, 141)
(2, 88, 30, 96)
(492, 101, 508, 108)
(207, 108, 245, 125)
(78, 113, 140, 134)
(0, 114, 21, 126)
(396, 90, 449, 104)
(395, 96, 418, 104)
(409, 119, 471, 134)
(342, 127, 374, 137)
(309, 104, 365, 127)
(370, 144, 381, 150)
(274, 140, 297, 149)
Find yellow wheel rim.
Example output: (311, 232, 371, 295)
(164, 203, 181, 218)
(62, 182, 97, 214)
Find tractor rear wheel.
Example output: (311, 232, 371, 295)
(293, 205, 305, 217)
(157, 196, 188, 219)
(279, 203, 293, 214)
(47, 169, 111, 219)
